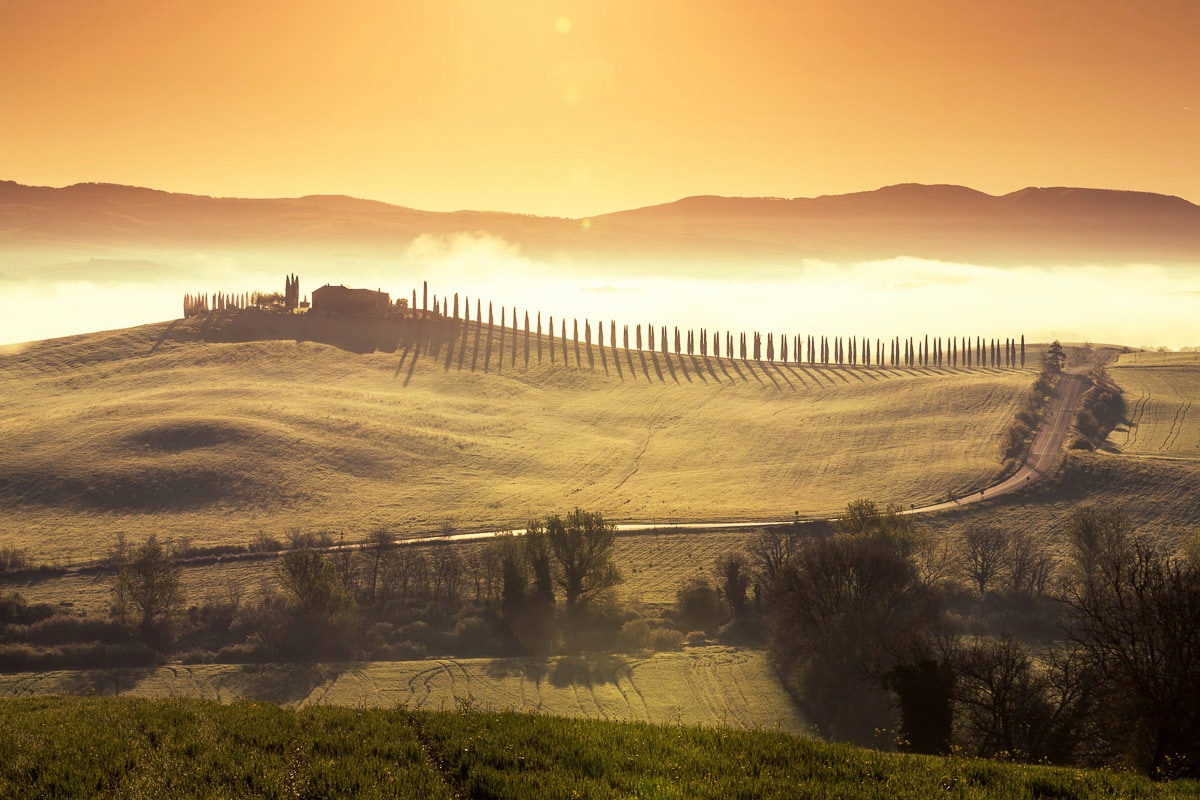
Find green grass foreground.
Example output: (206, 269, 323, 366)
(2, 697, 1197, 799)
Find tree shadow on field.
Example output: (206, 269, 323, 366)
(147, 319, 180, 355)
(742, 360, 769, 388)
(778, 363, 810, 388)
(765, 362, 793, 390)
(549, 655, 628, 687)
(215, 663, 347, 705)
(647, 352, 666, 383)
(49, 667, 159, 697)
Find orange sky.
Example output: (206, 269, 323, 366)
(2, 1, 1197, 217)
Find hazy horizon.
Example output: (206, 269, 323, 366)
(2, 240, 1196, 351)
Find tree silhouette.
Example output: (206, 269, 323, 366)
(112, 536, 184, 647)
(1045, 340, 1066, 374)
(544, 508, 623, 612)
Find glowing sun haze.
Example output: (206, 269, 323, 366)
(2, 0, 1197, 216)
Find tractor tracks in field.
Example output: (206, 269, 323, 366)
(1122, 386, 1150, 450)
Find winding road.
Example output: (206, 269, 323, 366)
(413, 366, 1093, 545)
(909, 367, 1089, 515)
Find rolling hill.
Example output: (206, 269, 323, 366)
(0, 313, 1030, 564)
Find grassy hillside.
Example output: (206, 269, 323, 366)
(2, 696, 1195, 799)
(1106, 351, 1200, 459)
(0, 647, 805, 733)
(0, 314, 1029, 563)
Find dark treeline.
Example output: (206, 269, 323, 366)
(0, 509, 680, 673)
(746, 499, 1200, 779)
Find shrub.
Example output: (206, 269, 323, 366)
(650, 628, 685, 652)
(619, 619, 653, 652)
(684, 630, 707, 647)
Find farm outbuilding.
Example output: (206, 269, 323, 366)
(311, 285, 391, 317)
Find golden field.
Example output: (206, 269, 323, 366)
(0, 646, 806, 733)
(0, 313, 1029, 564)
(1106, 351, 1200, 459)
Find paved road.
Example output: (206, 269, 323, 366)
(909, 368, 1089, 515)
(408, 368, 1092, 545)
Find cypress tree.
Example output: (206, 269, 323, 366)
(781, 334, 788, 363)
(550, 316, 556, 363)
(622, 324, 628, 351)
(454, 293, 459, 319)
(423, 281, 428, 312)
(1021, 334, 1025, 368)
(649, 323, 655, 352)
(512, 309, 518, 366)
(562, 319, 568, 363)
(675, 327, 682, 354)
(525, 311, 531, 365)
(636, 324, 642, 351)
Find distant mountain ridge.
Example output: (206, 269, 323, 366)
(2, 179, 1198, 267)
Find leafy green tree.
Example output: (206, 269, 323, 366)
(546, 508, 622, 611)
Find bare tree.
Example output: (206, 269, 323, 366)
(960, 525, 1009, 596)
(111, 535, 184, 646)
